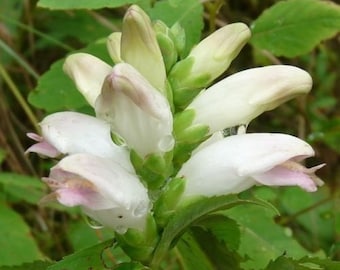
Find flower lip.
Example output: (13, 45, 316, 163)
(43, 153, 151, 232)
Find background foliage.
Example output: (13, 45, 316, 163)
(0, 0, 339, 269)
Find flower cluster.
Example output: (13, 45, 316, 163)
(27, 5, 324, 239)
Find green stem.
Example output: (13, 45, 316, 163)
(0, 63, 39, 132)
(278, 196, 333, 226)
(0, 39, 39, 79)
(0, 15, 74, 52)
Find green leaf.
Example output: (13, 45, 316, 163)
(265, 255, 340, 270)
(191, 227, 243, 269)
(28, 41, 111, 112)
(176, 231, 216, 270)
(251, 0, 340, 57)
(196, 214, 240, 252)
(150, 194, 276, 267)
(37, 0, 138, 10)
(226, 204, 312, 270)
(145, 0, 204, 57)
(0, 261, 52, 270)
(0, 201, 44, 266)
(47, 240, 115, 270)
(0, 173, 46, 204)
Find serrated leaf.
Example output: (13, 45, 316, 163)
(47, 240, 114, 270)
(0, 173, 46, 204)
(28, 41, 111, 112)
(0, 261, 52, 270)
(0, 201, 44, 266)
(265, 256, 340, 270)
(145, 0, 204, 57)
(251, 0, 340, 57)
(150, 194, 276, 267)
(226, 204, 311, 270)
(196, 214, 240, 251)
(191, 227, 243, 269)
(37, 0, 138, 10)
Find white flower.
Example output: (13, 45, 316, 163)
(178, 133, 324, 200)
(26, 111, 133, 171)
(187, 65, 313, 133)
(43, 153, 150, 233)
(95, 63, 174, 157)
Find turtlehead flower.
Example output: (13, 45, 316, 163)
(26, 111, 133, 172)
(43, 153, 150, 233)
(120, 5, 166, 92)
(187, 65, 313, 134)
(95, 63, 174, 158)
(178, 133, 324, 200)
(169, 23, 251, 101)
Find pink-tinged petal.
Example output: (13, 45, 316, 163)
(43, 153, 150, 232)
(26, 132, 60, 157)
(63, 53, 112, 107)
(178, 133, 324, 200)
(252, 162, 325, 192)
(42, 176, 104, 208)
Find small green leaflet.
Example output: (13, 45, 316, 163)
(37, 0, 139, 10)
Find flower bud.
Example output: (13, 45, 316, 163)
(121, 5, 166, 93)
(169, 23, 251, 106)
(153, 20, 178, 72)
(107, 32, 122, 64)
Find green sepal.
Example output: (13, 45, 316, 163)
(130, 150, 173, 190)
(153, 20, 178, 72)
(173, 109, 210, 168)
(174, 109, 209, 143)
(156, 32, 178, 72)
(116, 215, 158, 263)
(154, 177, 186, 227)
(170, 22, 186, 57)
(169, 58, 212, 108)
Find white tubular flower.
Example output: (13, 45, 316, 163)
(107, 32, 122, 64)
(178, 133, 324, 200)
(43, 153, 150, 233)
(188, 65, 313, 133)
(95, 63, 174, 158)
(121, 5, 166, 92)
(26, 111, 133, 172)
(63, 53, 112, 107)
(169, 23, 251, 91)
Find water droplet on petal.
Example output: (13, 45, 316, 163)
(85, 216, 104, 229)
(115, 225, 127, 234)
